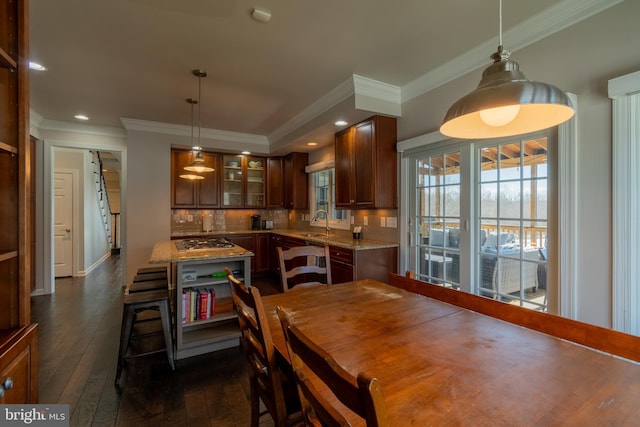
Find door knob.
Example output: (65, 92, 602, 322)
(66, 228, 71, 232)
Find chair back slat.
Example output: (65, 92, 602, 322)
(277, 245, 332, 292)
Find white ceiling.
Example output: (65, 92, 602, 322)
(29, 0, 600, 155)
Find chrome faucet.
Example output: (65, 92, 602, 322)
(312, 209, 330, 236)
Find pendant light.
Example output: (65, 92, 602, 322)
(183, 69, 215, 174)
(439, 0, 574, 139)
(180, 98, 205, 180)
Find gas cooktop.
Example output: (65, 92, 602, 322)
(175, 237, 236, 252)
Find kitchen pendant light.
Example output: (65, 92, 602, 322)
(184, 70, 215, 174)
(439, 0, 574, 139)
(180, 98, 206, 180)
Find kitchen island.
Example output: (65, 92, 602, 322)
(149, 238, 254, 359)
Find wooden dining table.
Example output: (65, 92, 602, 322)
(261, 278, 640, 426)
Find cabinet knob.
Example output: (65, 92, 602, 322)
(0, 377, 13, 398)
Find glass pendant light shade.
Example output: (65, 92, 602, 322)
(440, 52, 574, 139)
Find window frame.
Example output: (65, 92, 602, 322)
(308, 167, 351, 231)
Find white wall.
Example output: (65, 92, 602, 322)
(396, 0, 640, 328)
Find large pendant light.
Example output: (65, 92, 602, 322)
(183, 69, 215, 174)
(179, 98, 206, 180)
(439, 0, 574, 139)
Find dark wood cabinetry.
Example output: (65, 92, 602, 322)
(329, 245, 398, 284)
(266, 157, 284, 208)
(222, 155, 266, 208)
(335, 115, 397, 209)
(0, 0, 39, 403)
(171, 149, 220, 208)
(225, 233, 270, 275)
(283, 152, 309, 209)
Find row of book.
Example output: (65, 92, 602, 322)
(182, 288, 216, 324)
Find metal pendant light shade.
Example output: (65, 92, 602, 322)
(440, 2, 574, 139)
(184, 150, 214, 173)
(181, 71, 215, 178)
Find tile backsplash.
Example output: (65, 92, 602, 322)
(172, 209, 289, 233)
(171, 208, 399, 244)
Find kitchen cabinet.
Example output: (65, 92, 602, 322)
(335, 115, 397, 209)
(171, 149, 220, 208)
(283, 152, 309, 209)
(266, 157, 284, 208)
(0, 326, 38, 404)
(0, 0, 38, 403)
(222, 155, 266, 208)
(225, 234, 271, 275)
(329, 245, 398, 284)
(269, 234, 306, 274)
(174, 254, 251, 360)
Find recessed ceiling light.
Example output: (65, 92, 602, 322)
(307, 141, 318, 147)
(251, 8, 271, 23)
(241, 151, 251, 155)
(335, 120, 348, 126)
(74, 114, 89, 121)
(28, 62, 46, 71)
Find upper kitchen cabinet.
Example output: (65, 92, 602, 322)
(171, 149, 220, 208)
(283, 152, 309, 209)
(222, 155, 266, 208)
(266, 157, 284, 208)
(335, 115, 397, 209)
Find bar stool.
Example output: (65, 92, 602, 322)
(137, 266, 168, 276)
(115, 289, 175, 388)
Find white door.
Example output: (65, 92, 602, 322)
(54, 172, 73, 277)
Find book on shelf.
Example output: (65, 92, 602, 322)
(182, 287, 217, 324)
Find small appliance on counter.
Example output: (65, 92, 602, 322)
(264, 220, 274, 230)
(250, 214, 261, 230)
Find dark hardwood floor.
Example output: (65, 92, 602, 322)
(31, 254, 281, 427)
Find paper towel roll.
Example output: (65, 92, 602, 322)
(202, 214, 214, 232)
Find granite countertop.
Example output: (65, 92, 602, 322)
(149, 240, 254, 264)
(170, 229, 398, 251)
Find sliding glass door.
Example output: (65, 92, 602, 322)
(405, 132, 554, 311)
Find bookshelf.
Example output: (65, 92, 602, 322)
(174, 254, 251, 359)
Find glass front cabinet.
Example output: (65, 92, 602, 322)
(222, 155, 266, 208)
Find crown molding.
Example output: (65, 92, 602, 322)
(32, 111, 126, 138)
(353, 74, 402, 104)
(120, 117, 269, 146)
(268, 76, 355, 143)
(402, 0, 623, 102)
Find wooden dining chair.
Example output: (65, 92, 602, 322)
(225, 268, 301, 427)
(277, 245, 332, 292)
(277, 306, 389, 427)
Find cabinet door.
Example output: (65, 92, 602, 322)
(283, 153, 309, 209)
(266, 157, 284, 208)
(222, 155, 244, 208)
(330, 260, 354, 284)
(226, 235, 256, 272)
(171, 150, 197, 208)
(245, 156, 266, 208)
(256, 234, 270, 273)
(197, 152, 220, 208)
(353, 120, 375, 208)
(334, 129, 353, 208)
